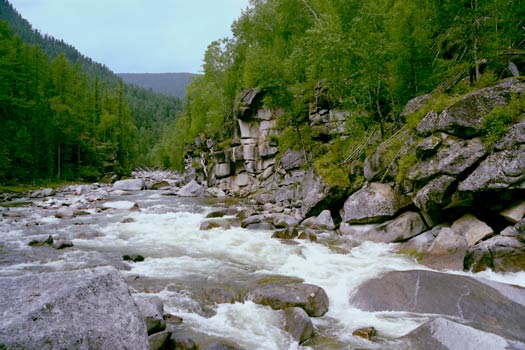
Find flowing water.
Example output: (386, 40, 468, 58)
(1, 188, 525, 349)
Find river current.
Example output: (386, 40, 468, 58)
(1, 188, 524, 349)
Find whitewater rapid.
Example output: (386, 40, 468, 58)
(1, 190, 524, 349)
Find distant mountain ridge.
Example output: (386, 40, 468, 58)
(118, 73, 198, 99)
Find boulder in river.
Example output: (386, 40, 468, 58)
(281, 307, 315, 343)
(0, 266, 149, 350)
(177, 180, 204, 197)
(113, 178, 145, 191)
(248, 282, 329, 317)
(349, 269, 525, 342)
(400, 317, 524, 350)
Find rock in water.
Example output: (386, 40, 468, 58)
(177, 180, 204, 197)
(113, 178, 145, 191)
(401, 318, 523, 350)
(0, 266, 149, 350)
(349, 269, 525, 342)
(248, 283, 329, 317)
(281, 307, 315, 343)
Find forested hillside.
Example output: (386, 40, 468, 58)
(0, 0, 183, 184)
(118, 73, 197, 99)
(155, 0, 525, 171)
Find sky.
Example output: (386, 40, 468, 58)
(9, 0, 251, 74)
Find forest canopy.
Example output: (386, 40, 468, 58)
(155, 0, 525, 170)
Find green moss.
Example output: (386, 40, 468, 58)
(396, 152, 418, 183)
(405, 93, 461, 130)
(481, 94, 525, 148)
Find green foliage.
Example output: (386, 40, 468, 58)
(405, 93, 461, 130)
(481, 94, 525, 148)
(96, 0, 525, 171)
(396, 152, 418, 184)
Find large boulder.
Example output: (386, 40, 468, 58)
(248, 283, 329, 317)
(350, 269, 525, 342)
(408, 136, 486, 184)
(501, 201, 525, 224)
(459, 145, 525, 192)
(356, 211, 428, 243)
(113, 178, 145, 191)
(301, 210, 335, 230)
(342, 183, 409, 224)
(177, 180, 204, 197)
(413, 175, 456, 226)
(0, 266, 149, 350)
(401, 317, 524, 350)
(416, 77, 525, 138)
(421, 227, 468, 270)
(451, 214, 494, 247)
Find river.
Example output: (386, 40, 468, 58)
(1, 187, 524, 349)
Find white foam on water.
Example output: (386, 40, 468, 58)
(102, 201, 137, 210)
(165, 301, 304, 350)
(275, 241, 430, 338)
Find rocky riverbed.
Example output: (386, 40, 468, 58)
(1, 173, 525, 350)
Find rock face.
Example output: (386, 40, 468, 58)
(350, 270, 525, 342)
(0, 266, 149, 350)
(180, 79, 525, 274)
(113, 178, 145, 191)
(416, 77, 525, 138)
(248, 283, 329, 317)
(459, 144, 525, 192)
(408, 136, 486, 183)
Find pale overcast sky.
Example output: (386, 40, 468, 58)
(9, 0, 251, 73)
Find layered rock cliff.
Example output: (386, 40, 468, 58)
(183, 78, 525, 273)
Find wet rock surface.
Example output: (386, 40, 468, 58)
(350, 270, 525, 342)
(248, 282, 329, 317)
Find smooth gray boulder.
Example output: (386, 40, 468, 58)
(248, 283, 329, 317)
(113, 178, 145, 191)
(350, 270, 525, 342)
(451, 214, 494, 247)
(459, 145, 525, 192)
(0, 266, 149, 350)
(416, 77, 525, 138)
(401, 317, 524, 350)
(421, 227, 468, 270)
(501, 201, 525, 224)
(342, 183, 409, 224)
(177, 180, 204, 197)
(281, 307, 315, 343)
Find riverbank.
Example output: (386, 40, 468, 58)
(1, 178, 525, 349)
